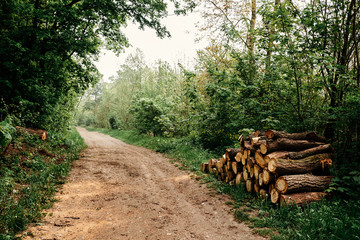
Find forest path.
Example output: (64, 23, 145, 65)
(23, 127, 264, 240)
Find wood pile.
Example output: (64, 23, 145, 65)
(200, 130, 334, 206)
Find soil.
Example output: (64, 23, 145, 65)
(23, 127, 265, 240)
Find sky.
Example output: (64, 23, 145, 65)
(94, 9, 207, 82)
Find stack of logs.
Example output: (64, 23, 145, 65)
(200, 130, 334, 206)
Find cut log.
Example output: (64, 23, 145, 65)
(220, 155, 227, 165)
(280, 192, 327, 206)
(288, 144, 334, 159)
(226, 170, 235, 181)
(216, 160, 223, 173)
(258, 173, 264, 186)
(264, 151, 289, 162)
(200, 163, 209, 173)
(262, 169, 275, 185)
(254, 181, 260, 193)
(270, 188, 280, 204)
(268, 153, 333, 175)
(264, 138, 325, 153)
(235, 172, 244, 185)
(275, 174, 333, 194)
(246, 179, 254, 193)
(264, 144, 334, 162)
(208, 159, 218, 169)
(265, 130, 326, 142)
(241, 153, 247, 165)
(254, 164, 262, 180)
(244, 141, 252, 150)
(251, 137, 267, 148)
(255, 151, 267, 168)
(249, 167, 254, 179)
(259, 142, 268, 155)
(232, 161, 239, 175)
(268, 184, 275, 194)
(243, 168, 249, 181)
(235, 151, 243, 162)
(225, 148, 242, 161)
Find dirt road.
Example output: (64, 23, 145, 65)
(23, 127, 264, 240)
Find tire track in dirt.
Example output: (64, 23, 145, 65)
(22, 127, 265, 240)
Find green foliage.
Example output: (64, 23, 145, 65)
(0, 127, 86, 239)
(0, 0, 191, 130)
(0, 118, 16, 149)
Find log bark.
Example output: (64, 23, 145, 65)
(270, 188, 280, 203)
(280, 192, 327, 206)
(265, 130, 326, 142)
(264, 144, 334, 162)
(275, 174, 333, 194)
(268, 153, 333, 175)
(264, 138, 325, 153)
(287, 144, 334, 159)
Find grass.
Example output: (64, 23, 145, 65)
(0, 127, 86, 239)
(86, 127, 360, 240)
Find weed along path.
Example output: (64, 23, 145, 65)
(23, 127, 264, 240)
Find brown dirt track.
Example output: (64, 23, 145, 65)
(23, 127, 265, 240)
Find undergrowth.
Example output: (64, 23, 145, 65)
(0, 127, 86, 239)
(87, 127, 360, 240)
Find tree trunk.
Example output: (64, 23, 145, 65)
(280, 192, 327, 206)
(268, 153, 333, 175)
(275, 174, 333, 194)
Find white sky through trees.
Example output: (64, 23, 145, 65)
(94, 9, 207, 82)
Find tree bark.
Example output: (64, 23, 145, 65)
(275, 174, 333, 194)
(268, 153, 333, 175)
(264, 138, 325, 153)
(280, 192, 327, 206)
(265, 130, 326, 142)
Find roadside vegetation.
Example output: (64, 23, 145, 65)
(0, 118, 86, 239)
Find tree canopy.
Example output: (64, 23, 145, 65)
(0, 0, 194, 129)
